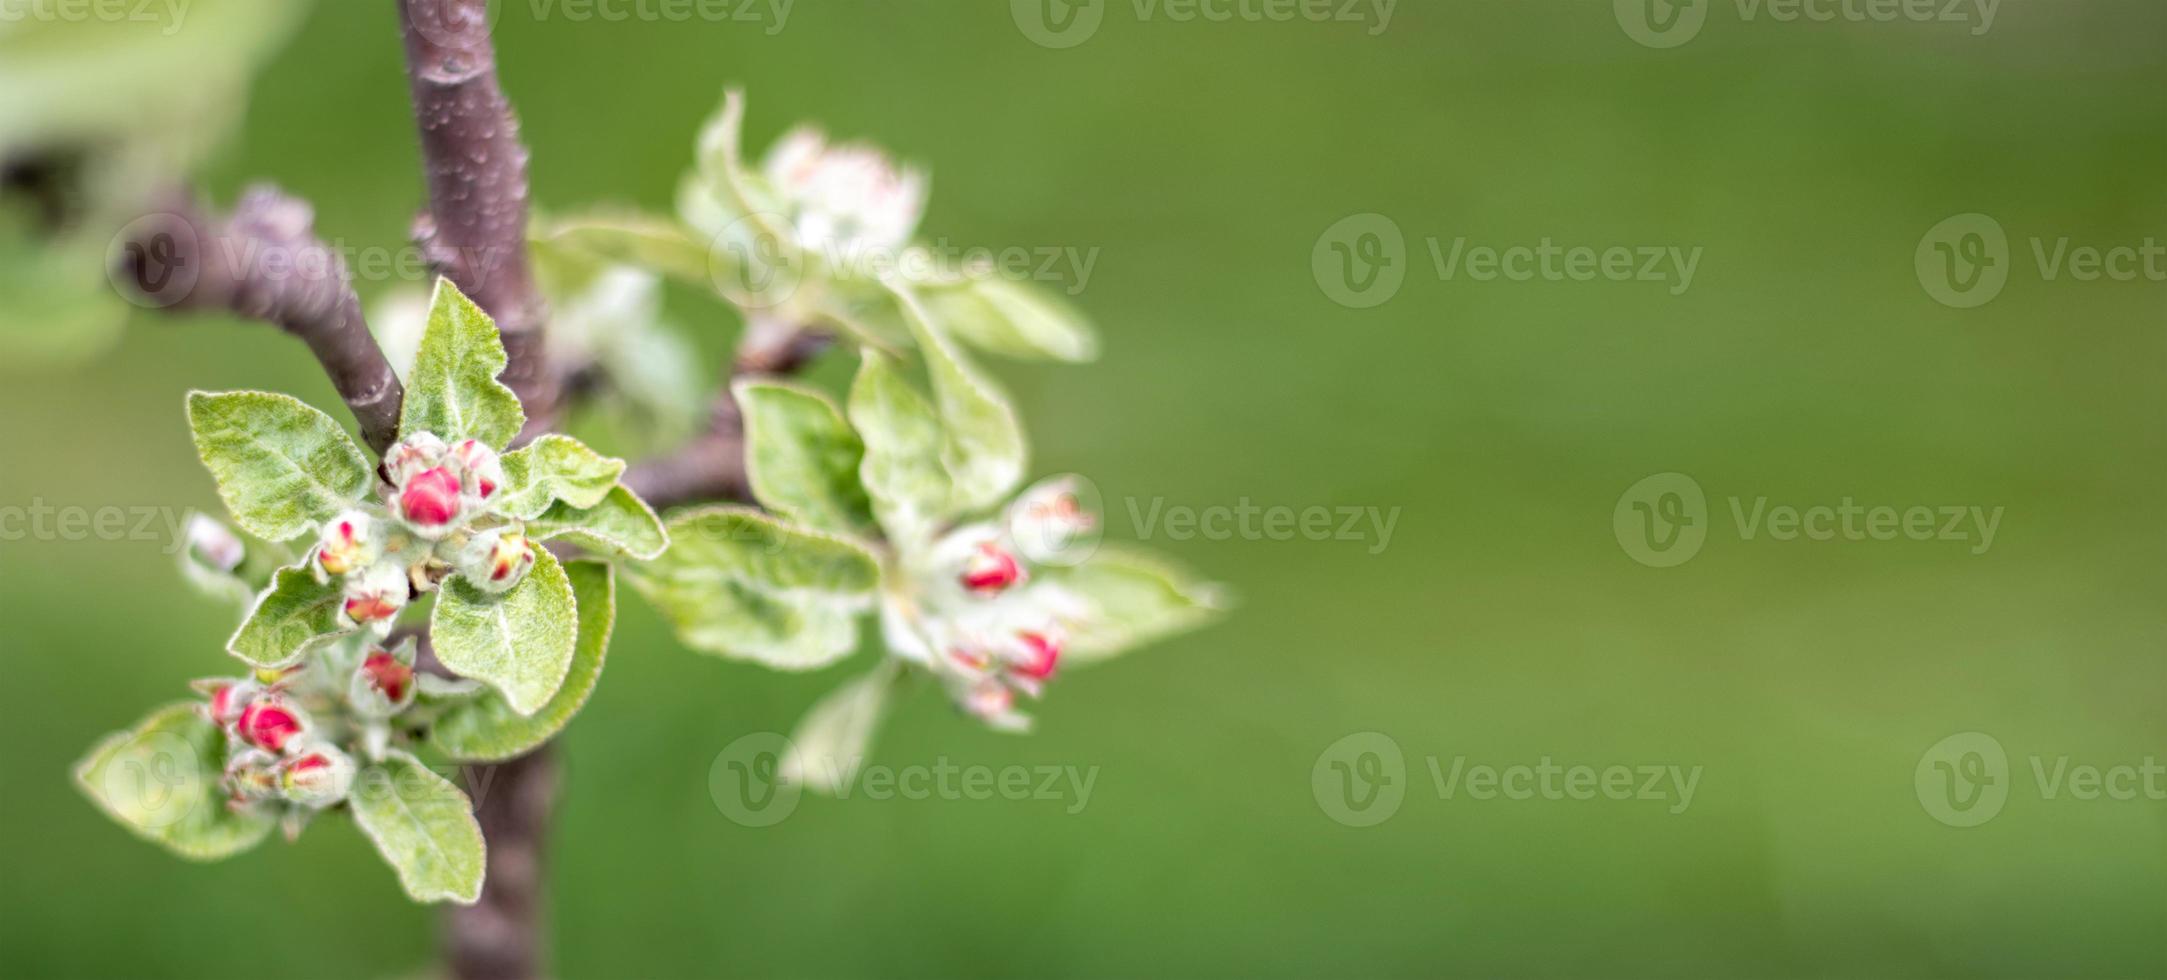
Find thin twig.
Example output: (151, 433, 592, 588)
(114, 186, 405, 455)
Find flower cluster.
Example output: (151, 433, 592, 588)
(312, 433, 536, 632)
(885, 478, 1101, 731)
(762, 125, 928, 255)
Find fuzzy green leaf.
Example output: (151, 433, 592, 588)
(891, 286, 1026, 514)
(526, 486, 669, 561)
(495, 434, 627, 519)
(735, 380, 873, 535)
(1046, 546, 1230, 665)
(75, 703, 278, 861)
(186, 390, 372, 542)
(927, 279, 1100, 363)
(348, 750, 485, 905)
(627, 507, 880, 671)
(847, 350, 954, 536)
(430, 549, 577, 716)
(430, 561, 615, 762)
(400, 279, 526, 450)
(227, 565, 352, 668)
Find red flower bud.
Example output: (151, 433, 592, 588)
(452, 439, 503, 501)
(314, 512, 374, 576)
(237, 698, 306, 753)
(223, 749, 280, 804)
(1011, 630, 1062, 682)
(399, 466, 465, 529)
(361, 651, 412, 703)
(959, 541, 1024, 596)
(279, 746, 356, 809)
(385, 433, 448, 488)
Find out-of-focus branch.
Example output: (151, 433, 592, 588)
(621, 317, 833, 511)
(114, 186, 405, 455)
(397, 0, 557, 438)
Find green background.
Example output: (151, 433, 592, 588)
(5, 1, 2166, 977)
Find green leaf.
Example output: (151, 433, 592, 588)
(735, 380, 873, 535)
(847, 350, 953, 536)
(430, 548, 578, 716)
(926, 279, 1100, 363)
(538, 211, 715, 286)
(627, 507, 880, 671)
(526, 486, 669, 561)
(891, 286, 1026, 513)
(227, 565, 353, 668)
(780, 663, 898, 795)
(347, 750, 485, 905)
(1045, 546, 1230, 666)
(186, 390, 372, 542)
(400, 278, 526, 450)
(430, 561, 615, 762)
(495, 434, 627, 519)
(74, 703, 278, 861)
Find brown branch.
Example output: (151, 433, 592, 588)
(114, 186, 405, 455)
(621, 319, 833, 511)
(397, 0, 557, 439)
(394, 3, 559, 976)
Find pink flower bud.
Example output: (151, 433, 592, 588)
(192, 677, 260, 726)
(959, 541, 1024, 596)
(223, 749, 280, 804)
(385, 433, 448, 488)
(342, 564, 410, 628)
(237, 698, 307, 753)
(184, 515, 245, 572)
(452, 439, 503, 501)
(1006, 476, 1100, 565)
(1011, 630, 1062, 682)
(314, 512, 376, 577)
(399, 466, 465, 530)
(362, 650, 412, 703)
(965, 680, 1014, 720)
(458, 526, 534, 593)
(279, 746, 356, 809)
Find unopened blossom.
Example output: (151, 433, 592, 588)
(341, 563, 410, 629)
(183, 515, 245, 572)
(223, 749, 280, 805)
(313, 511, 378, 577)
(278, 745, 356, 809)
(457, 526, 534, 593)
(349, 644, 417, 718)
(450, 439, 503, 502)
(237, 697, 308, 754)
